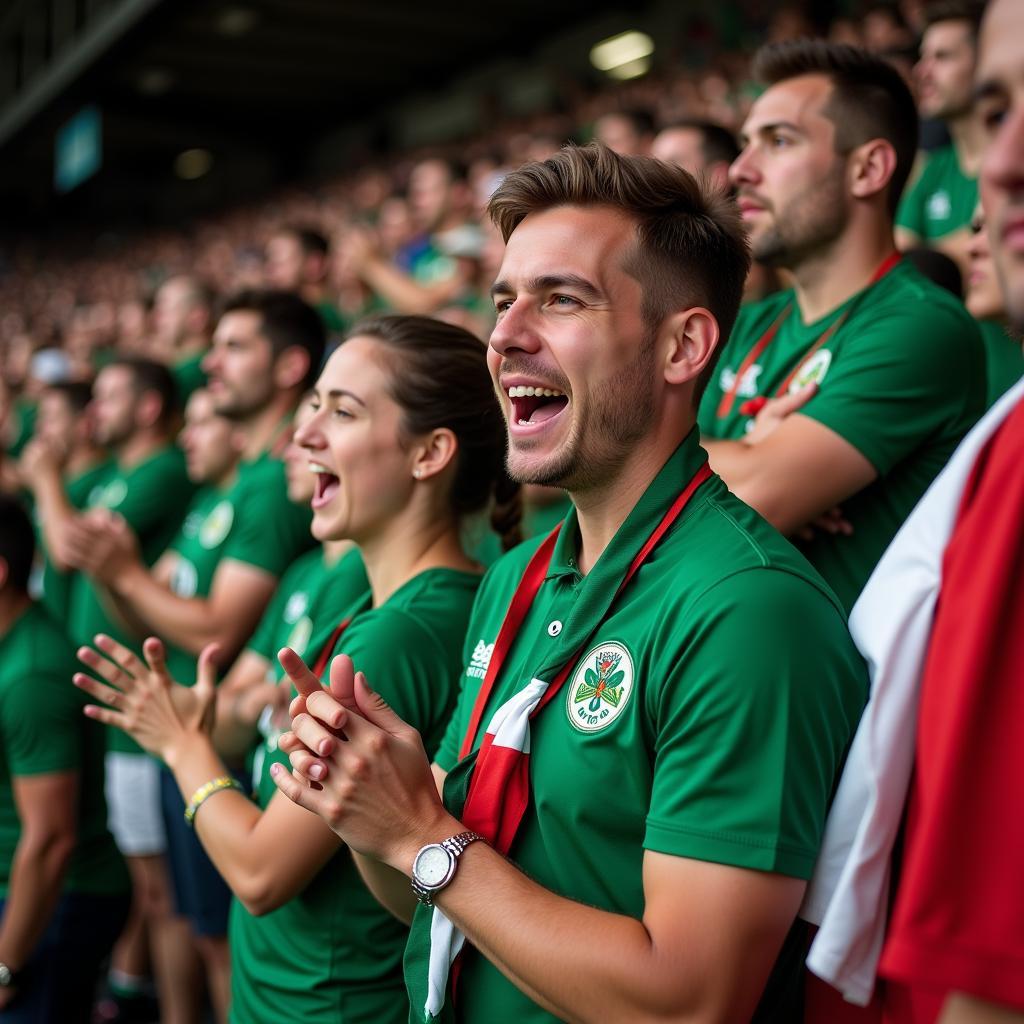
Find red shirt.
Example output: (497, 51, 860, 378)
(878, 394, 1024, 1019)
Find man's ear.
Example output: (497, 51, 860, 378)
(274, 347, 312, 392)
(849, 138, 897, 202)
(410, 428, 458, 482)
(660, 307, 720, 388)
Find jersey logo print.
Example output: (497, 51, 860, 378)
(718, 363, 763, 398)
(199, 499, 235, 548)
(466, 640, 494, 679)
(927, 189, 952, 223)
(566, 641, 634, 734)
(789, 349, 833, 392)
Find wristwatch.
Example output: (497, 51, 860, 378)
(411, 831, 482, 906)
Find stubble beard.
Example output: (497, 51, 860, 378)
(751, 168, 848, 270)
(506, 328, 658, 492)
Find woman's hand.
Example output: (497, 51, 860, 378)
(270, 649, 453, 870)
(74, 635, 219, 764)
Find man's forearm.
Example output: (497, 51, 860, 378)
(360, 258, 460, 315)
(29, 469, 77, 571)
(0, 833, 75, 970)
(393, 826, 701, 1024)
(940, 993, 1024, 1024)
(114, 565, 228, 656)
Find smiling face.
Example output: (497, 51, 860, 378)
(977, 0, 1024, 332)
(295, 336, 415, 543)
(730, 73, 850, 268)
(488, 205, 658, 492)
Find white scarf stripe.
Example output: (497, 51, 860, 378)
(801, 377, 1024, 1005)
(424, 678, 549, 1020)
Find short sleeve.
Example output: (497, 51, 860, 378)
(644, 569, 866, 879)
(799, 300, 983, 475)
(116, 456, 190, 537)
(222, 467, 312, 577)
(2, 674, 82, 776)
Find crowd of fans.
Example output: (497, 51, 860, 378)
(0, 0, 1021, 1022)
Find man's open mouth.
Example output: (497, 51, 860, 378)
(507, 385, 569, 426)
(309, 463, 340, 508)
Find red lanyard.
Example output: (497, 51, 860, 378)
(716, 252, 902, 420)
(312, 617, 352, 677)
(458, 462, 713, 759)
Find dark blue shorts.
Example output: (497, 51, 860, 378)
(0, 889, 129, 1023)
(159, 767, 234, 938)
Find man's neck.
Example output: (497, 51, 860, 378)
(790, 223, 897, 324)
(0, 590, 31, 640)
(570, 424, 689, 576)
(238, 396, 298, 461)
(359, 511, 471, 607)
(116, 431, 167, 471)
(946, 111, 986, 177)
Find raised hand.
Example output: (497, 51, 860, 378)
(271, 652, 451, 869)
(74, 635, 219, 762)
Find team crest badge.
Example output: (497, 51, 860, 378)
(286, 616, 313, 657)
(199, 500, 234, 548)
(789, 349, 832, 392)
(566, 641, 634, 733)
(97, 478, 128, 509)
(170, 559, 198, 598)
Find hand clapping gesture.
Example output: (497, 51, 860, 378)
(270, 649, 455, 870)
(74, 635, 219, 763)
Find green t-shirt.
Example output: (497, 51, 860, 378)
(0, 604, 128, 897)
(67, 445, 195, 754)
(229, 567, 480, 1024)
(698, 260, 985, 611)
(246, 545, 370, 674)
(5, 398, 36, 458)
(978, 320, 1023, 408)
(414, 433, 866, 1024)
(163, 453, 316, 686)
(171, 350, 208, 402)
(895, 144, 978, 241)
(38, 459, 114, 623)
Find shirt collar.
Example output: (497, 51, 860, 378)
(546, 426, 708, 580)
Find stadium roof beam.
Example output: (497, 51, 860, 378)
(0, 0, 163, 148)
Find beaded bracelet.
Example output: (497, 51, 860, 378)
(184, 775, 243, 827)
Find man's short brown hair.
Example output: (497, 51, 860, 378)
(753, 40, 919, 215)
(488, 143, 751, 399)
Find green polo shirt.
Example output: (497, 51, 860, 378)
(978, 320, 1023, 408)
(67, 445, 195, 755)
(38, 459, 114, 623)
(163, 452, 316, 686)
(896, 144, 978, 241)
(698, 260, 985, 611)
(246, 545, 370, 673)
(229, 567, 480, 1024)
(0, 604, 127, 897)
(413, 433, 867, 1024)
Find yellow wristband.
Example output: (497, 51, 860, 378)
(184, 776, 242, 827)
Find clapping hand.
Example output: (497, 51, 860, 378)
(74, 635, 219, 763)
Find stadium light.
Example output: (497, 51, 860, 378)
(589, 31, 654, 79)
(175, 149, 213, 180)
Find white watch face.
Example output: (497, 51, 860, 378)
(415, 844, 453, 887)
